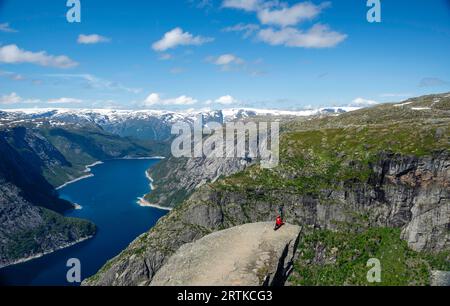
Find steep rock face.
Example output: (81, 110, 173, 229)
(394, 153, 449, 251)
(85, 151, 449, 286)
(150, 222, 301, 286)
(0, 182, 95, 268)
(145, 156, 254, 208)
(0, 127, 73, 212)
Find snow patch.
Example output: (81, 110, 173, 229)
(411, 107, 431, 111)
(394, 102, 413, 107)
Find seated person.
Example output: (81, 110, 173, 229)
(274, 215, 284, 231)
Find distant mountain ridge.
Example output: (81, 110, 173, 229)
(0, 106, 360, 141)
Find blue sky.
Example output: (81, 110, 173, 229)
(0, 0, 449, 110)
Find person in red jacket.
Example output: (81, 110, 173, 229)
(274, 215, 284, 231)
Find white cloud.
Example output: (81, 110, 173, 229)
(144, 93, 161, 105)
(221, 1, 346, 49)
(152, 28, 214, 51)
(258, 2, 331, 27)
(350, 97, 379, 107)
(0, 92, 22, 104)
(0, 93, 84, 105)
(46, 74, 142, 94)
(258, 24, 347, 48)
(0, 23, 18, 33)
(47, 97, 83, 104)
(222, 0, 262, 11)
(0, 70, 25, 81)
(223, 23, 260, 38)
(0, 44, 78, 68)
(210, 54, 245, 66)
(214, 95, 238, 105)
(143, 93, 198, 106)
(77, 34, 111, 44)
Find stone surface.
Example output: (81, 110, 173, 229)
(150, 222, 301, 286)
(430, 271, 450, 286)
(145, 155, 253, 208)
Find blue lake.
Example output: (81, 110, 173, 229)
(0, 159, 168, 286)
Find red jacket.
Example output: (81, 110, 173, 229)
(276, 216, 283, 226)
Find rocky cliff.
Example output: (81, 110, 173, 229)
(144, 156, 253, 208)
(150, 222, 301, 286)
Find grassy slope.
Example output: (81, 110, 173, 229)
(289, 227, 450, 286)
(220, 94, 449, 195)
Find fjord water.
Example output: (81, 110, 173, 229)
(0, 159, 168, 286)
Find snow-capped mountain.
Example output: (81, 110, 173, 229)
(0, 107, 359, 141)
(222, 106, 360, 120)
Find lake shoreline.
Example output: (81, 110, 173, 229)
(0, 235, 94, 270)
(137, 170, 172, 211)
(55, 157, 165, 191)
(137, 197, 173, 211)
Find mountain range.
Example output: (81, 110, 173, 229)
(0, 106, 358, 141)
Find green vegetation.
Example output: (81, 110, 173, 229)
(289, 227, 450, 286)
(4, 208, 95, 261)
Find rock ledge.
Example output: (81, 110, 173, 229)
(150, 222, 301, 286)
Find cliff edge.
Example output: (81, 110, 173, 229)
(150, 222, 301, 286)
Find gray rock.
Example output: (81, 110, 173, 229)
(430, 271, 450, 286)
(145, 156, 254, 208)
(150, 222, 301, 286)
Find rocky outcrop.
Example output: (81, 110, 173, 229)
(397, 153, 449, 251)
(150, 222, 301, 286)
(430, 271, 450, 286)
(145, 156, 254, 208)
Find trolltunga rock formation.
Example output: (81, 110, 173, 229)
(150, 222, 301, 286)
